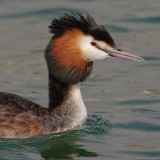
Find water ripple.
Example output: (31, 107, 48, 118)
(120, 150, 160, 158)
(120, 16, 160, 24)
(81, 115, 111, 135)
(114, 121, 160, 132)
(116, 99, 160, 105)
(0, 7, 84, 19)
(104, 24, 131, 32)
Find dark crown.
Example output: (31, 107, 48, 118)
(49, 13, 115, 47)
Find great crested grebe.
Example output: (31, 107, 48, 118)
(0, 13, 144, 139)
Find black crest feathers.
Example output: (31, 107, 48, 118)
(49, 13, 115, 47)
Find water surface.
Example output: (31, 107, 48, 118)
(0, 0, 160, 159)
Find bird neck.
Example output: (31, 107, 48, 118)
(48, 74, 69, 109)
(48, 74, 87, 128)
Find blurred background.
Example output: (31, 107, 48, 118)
(0, 0, 160, 160)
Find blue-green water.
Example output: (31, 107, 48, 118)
(0, 0, 160, 159)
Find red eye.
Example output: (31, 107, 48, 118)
(91, 42, 97, 46)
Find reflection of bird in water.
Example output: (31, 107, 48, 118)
(40, 132, 98, 160)
(0, 13, 144, 139)
(40, 115, 110, 160)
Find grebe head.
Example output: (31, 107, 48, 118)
(45, 13, 144, 84)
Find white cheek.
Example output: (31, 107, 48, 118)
(80, 36, 110, 61)
(81, 43, 110, 61)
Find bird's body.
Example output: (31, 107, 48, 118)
(0, 84, 86, 138)
(0, 13, 144, 139)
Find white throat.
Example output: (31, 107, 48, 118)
(55, 84, 87, 131)
(68, 84, 87, 125)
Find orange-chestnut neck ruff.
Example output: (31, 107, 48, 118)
(45, 29, 93, 84)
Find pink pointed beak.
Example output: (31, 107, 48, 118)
(106, 48, 144, 61)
